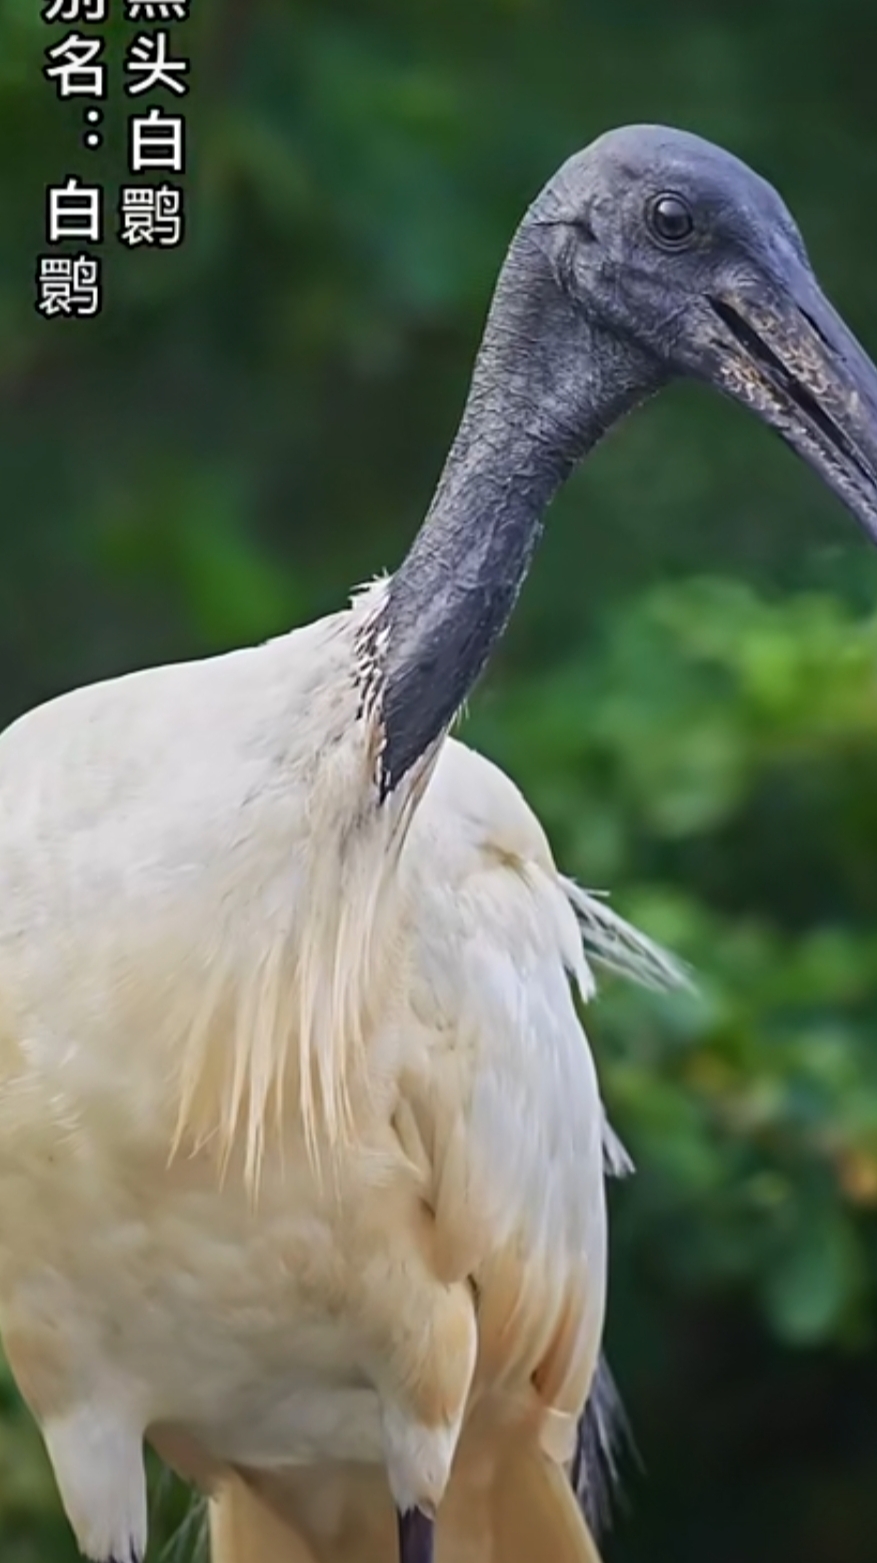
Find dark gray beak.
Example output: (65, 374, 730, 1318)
(693, 266, 877, 544)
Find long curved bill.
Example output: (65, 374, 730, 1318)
(699, 266, 877, 543)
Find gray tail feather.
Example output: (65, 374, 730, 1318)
(571, 1353, 635, 1536)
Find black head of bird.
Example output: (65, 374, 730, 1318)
(379, 124, 877, 797)
(530, 123, 877, 524)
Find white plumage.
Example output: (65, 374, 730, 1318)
(0, 577, 666, 1563)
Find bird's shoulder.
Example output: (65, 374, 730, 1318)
(0, 603, 357, 795)
(402, 736, 594, 1030)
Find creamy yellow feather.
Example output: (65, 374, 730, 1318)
(0, 599, 659, 1560)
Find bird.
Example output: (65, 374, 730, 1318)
(1, 121, 877, 1563)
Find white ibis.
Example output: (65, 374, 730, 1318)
(1, 125, 876, 1563)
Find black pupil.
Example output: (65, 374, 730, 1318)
(654, 195, 693, 242)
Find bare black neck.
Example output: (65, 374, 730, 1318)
(376, 221, 663, 796)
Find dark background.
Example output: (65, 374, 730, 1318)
(3, 2, 877, 1559)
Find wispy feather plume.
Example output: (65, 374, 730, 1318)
(562, 878, 693, 993)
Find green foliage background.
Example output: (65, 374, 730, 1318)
(3, 1, 877, 1559)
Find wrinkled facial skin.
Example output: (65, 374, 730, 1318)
(536, 125, 877, 543)
(546, 131, 802, 345)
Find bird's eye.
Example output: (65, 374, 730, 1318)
(648, 193, 695, 248)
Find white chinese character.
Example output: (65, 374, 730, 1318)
(36, 257, 74, 316)
(119, 184, 184, 246)
(69, 254, 101, 315)
(129, 107, 185, 173)
(125, 30, 189, 96)
(36, 254, 101, 317)
(153, 184, 183, 244)
(118, 187, 155, 246)
(42, 0, 108, 20)
(125, 1, 189, 17)
(44, 33, 106, 99)
(47, 177, 103, 243)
